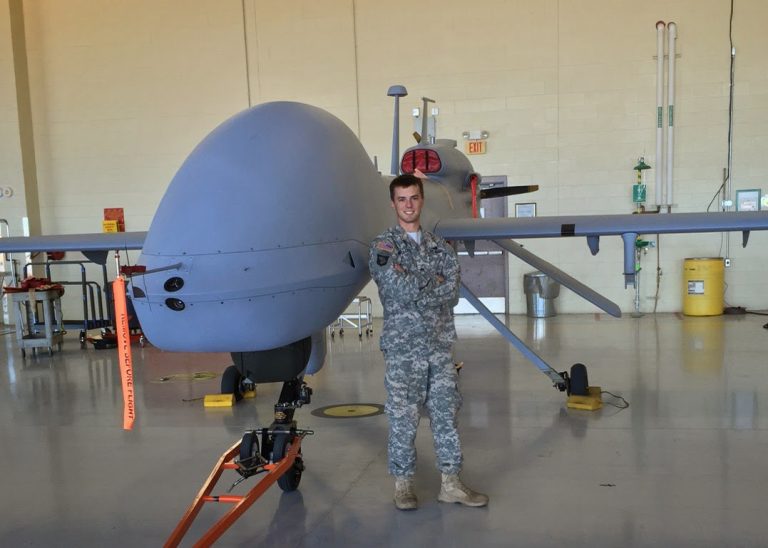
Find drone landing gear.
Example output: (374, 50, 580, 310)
(236, 427, 305, 493)
(560, 363, 602, 411)
(165, 380, 313, 547)
(460, 283, 603, 408)
(236, 379, 312, 492)
(218, 365, 257, 404)
(221, 365, 244, 401)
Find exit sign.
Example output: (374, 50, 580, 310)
(465, 140, 487, 155)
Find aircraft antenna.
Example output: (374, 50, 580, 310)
(420, 97, 435, 144)
(387, 85, 408, 175)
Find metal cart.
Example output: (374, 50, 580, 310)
(10, 288, 65, 357)
(24, 260, 112, 346)
(329, 296, 373, 339)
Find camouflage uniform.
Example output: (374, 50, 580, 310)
(369, 225, 462, 477)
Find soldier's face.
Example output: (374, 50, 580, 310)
(391, 185, 423, 226)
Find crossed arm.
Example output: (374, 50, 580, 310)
(369, 238, 459, 308)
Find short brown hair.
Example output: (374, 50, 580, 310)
(389, 173, 424, 201)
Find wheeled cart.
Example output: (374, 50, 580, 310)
(329, 295, 373, 339)
(10, 288, 65, 356)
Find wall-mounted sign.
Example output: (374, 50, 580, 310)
(104, 207, 125, 232)
(736, 189, 761, 211)
(465, 140, 487, 155)
(515, 202, 536, 218)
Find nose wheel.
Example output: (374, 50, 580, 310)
(235, 427, 311, 492)
(272, 433, 303, 491)
(234, 379, 312, 492)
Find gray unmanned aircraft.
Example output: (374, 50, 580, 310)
(2, 85, 768, 490)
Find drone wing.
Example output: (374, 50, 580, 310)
(434, 211, 768, 317)
(0, 232, 147, 264)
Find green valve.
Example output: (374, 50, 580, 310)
(633, 184, 647, 203)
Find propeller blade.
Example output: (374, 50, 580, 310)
(479, 185, 539, 199)
(492, 238, 622, 318)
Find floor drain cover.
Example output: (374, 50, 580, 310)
(311, 403, 384, 419)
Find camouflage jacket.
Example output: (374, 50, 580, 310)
(369, 225, 460, 352)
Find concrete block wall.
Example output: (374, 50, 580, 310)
(0, 1, 30, 229)
(0, 0, 766, 321)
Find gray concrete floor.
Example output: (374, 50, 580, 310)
(1, 313, 767, 547)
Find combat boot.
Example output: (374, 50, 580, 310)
(437, 474, 489, 507)
(394, 477, 418, 510)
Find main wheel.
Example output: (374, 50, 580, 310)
(569, 363, 589, 396)
(272, 434, 303, 492)
(221, 365, 244, 401)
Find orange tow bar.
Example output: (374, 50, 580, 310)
(165, 433, 306, 547)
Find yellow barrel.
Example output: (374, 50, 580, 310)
(682, 258, 724, 316)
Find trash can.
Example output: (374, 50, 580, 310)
(524, 271, 560, 318)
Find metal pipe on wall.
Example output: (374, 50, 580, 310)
(666, 22, 677, 212)
(655, 21, 666, 208)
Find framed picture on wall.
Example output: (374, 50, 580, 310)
(515, 202, 536, 218)
(736, 189, 761, 211)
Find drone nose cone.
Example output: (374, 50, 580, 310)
(141, 101, 380, 257)
(133, 101, 384, 352)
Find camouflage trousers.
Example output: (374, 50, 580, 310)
(383, 345, 463, 477)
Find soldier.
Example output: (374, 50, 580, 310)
(369, 173, 488, 511)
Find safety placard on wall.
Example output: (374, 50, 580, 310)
(104, 207, 125, 232)
(687, 280, 705, 295)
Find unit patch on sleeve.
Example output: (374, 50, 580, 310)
(376, 239, 394, 266)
